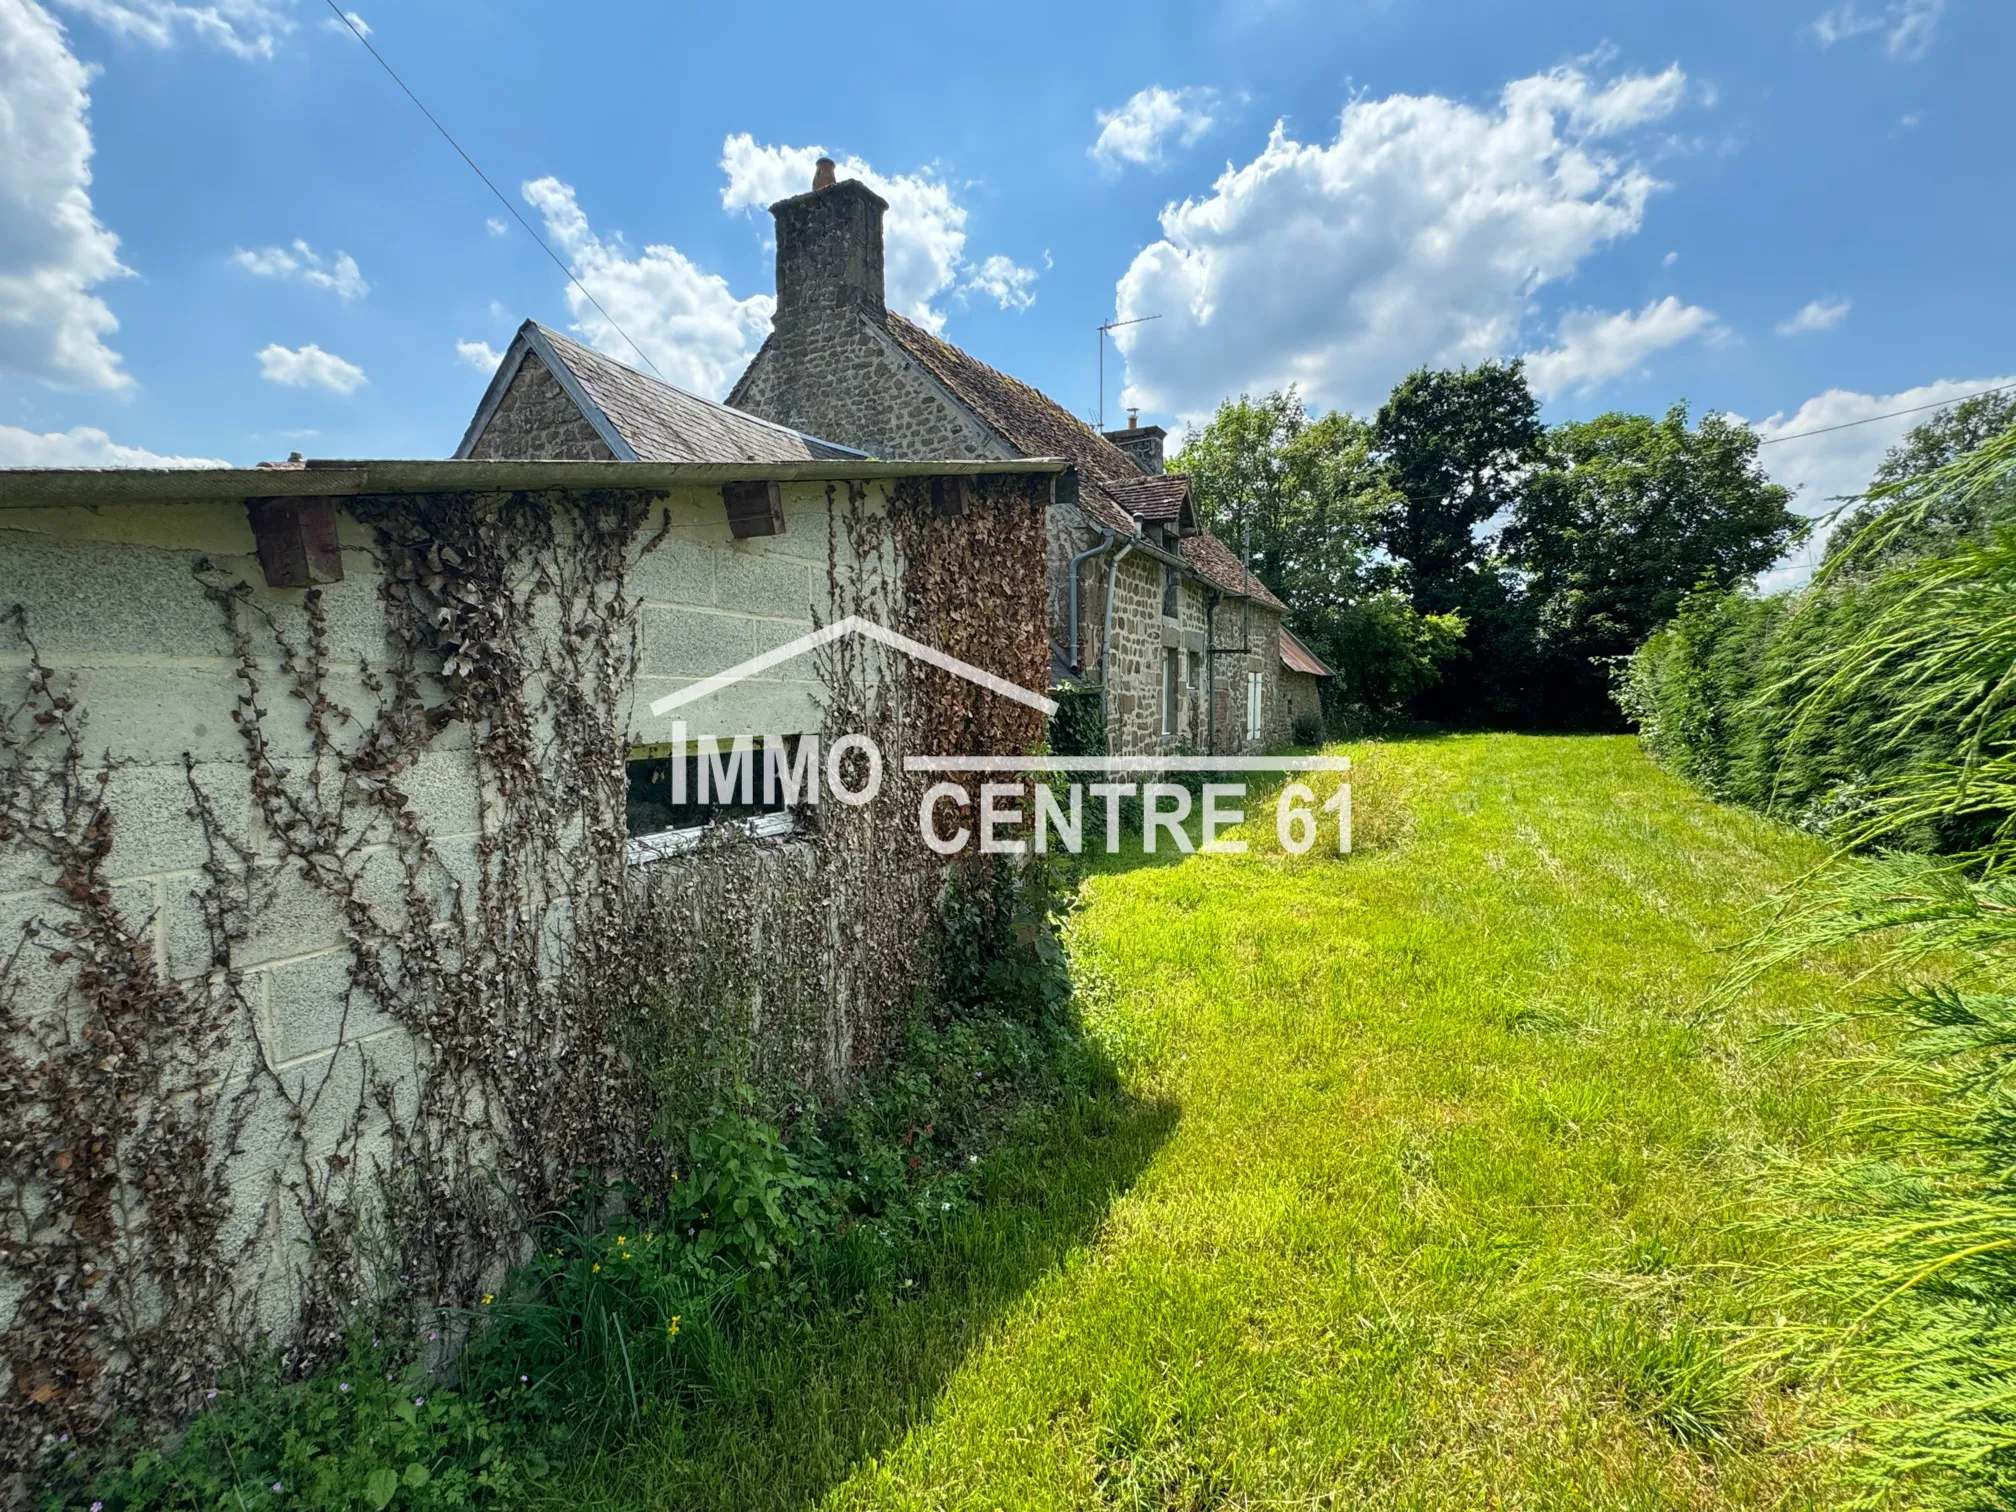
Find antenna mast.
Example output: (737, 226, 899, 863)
(1096, 314, 1161, 431)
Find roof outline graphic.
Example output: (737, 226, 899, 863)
(647, 614, 1059, 719)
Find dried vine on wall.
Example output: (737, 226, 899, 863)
(0, 471, 1055, 1494)
(0, 609, 247, 1488)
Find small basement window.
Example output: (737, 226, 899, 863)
(625, 735, 807, 855)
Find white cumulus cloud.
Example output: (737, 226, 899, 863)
(1741, 374, 2016, 589)
(0, 0, 132, 391)
(718, 134, 1035, 335)
(1090, 86, 1221, 172)
(1113, 62, 1694, 421)
(485, 216, 508, 237)
(47, 0, 294, 57)
(1523, 296, 1721, 400)
(962, 254, 1038, 312)
(320, 8, 364, 36)
(1811, 0, 1944, 59)
(0, 422, 227, 466)
(231, 240, 369, 299)
(257, 342, 365, 394)
(522, 175, 774, 399)
(456, 339, 500, 372)
(1775, 296, 1851, 335)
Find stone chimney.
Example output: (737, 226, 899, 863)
(1102, 409, 1168, 475)
(770, 162, 889, 332)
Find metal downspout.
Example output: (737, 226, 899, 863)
(1067, 529, 1117, 672)
(1205, 592, 1218, 755)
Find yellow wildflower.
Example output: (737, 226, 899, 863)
(591, 1263, 600, 1273)
(666, 1316, 681, 1336)
(481, 1293, 494, 1306)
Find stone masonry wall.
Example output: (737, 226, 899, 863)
(465, 353, 617, 461)
(730, 314, 1008, 464)
(1091, 550, 1211, 757)
(1067, 544, 1232, 756)
(1202, 603, 1293, 755)
(1282, 668, 1324, 739)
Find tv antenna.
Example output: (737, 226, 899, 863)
(1097, 314, 1160, 431)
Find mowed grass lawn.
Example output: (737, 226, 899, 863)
(570, 733, 1878, 1510)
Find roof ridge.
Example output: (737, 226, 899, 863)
(884, 312, 1146, 485)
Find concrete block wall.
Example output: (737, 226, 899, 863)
(0, 476, 923, 1456)
(626, 481, 903, 744)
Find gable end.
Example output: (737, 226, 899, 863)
(455, 336, 631, 462)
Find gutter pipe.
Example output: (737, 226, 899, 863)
(1097, 533, 1139, 690)
(1066, 529, 1117, 672)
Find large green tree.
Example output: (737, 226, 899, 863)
(1826, 390, 2016, 570)
(1508, 404, 1805, 726)
(1178, 389, 1389, 607)
(1178, 390, 1461, 717)
(1372, 362, 1544, 616)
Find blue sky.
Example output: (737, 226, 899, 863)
(2, 0, 2010, 578)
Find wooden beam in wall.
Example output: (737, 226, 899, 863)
(929, 476, 971, 518)
(721, 479, 786, 538)
(246, 497, 344, 587)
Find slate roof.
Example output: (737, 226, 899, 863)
(883, 313, 1287, 610)
(458, 322, 865, 465)
(1279, 625, 1334, 678)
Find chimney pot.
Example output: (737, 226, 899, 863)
(812, 157, 837, 191)
(1103, 416, 1168, 475)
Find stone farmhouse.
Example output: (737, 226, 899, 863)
(728, 160, 1330, 755)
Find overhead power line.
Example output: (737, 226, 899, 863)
(1755, 379, 2016, 446)
(320, 0, 665, 380)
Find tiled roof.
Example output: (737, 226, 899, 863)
(461, 322, 865, 464)
(1279, 625, 1334, 678)
(1179, 531, 1288, 612)
(1105, 474, 1190, 524)
(885, 313, 1140, 532)
(883, 313, 1286, 609)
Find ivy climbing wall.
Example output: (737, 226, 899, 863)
(0, 470, 1051, 1491)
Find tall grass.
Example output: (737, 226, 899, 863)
(1620, 426, 2016, 856)
(1698, 426, 2016, 1508)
